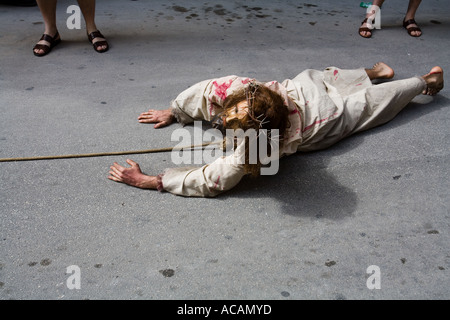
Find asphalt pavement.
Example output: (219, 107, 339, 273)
(0, 0, 449, 300)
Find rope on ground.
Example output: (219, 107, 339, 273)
(0, 142, 219, 163)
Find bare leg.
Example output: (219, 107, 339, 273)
(405, 0, 422, 20)
(77, 0, 97, 34)
(365, 62, 395, 80)
(34, 0, 58, 55)
(359, 0, 384, 38)
(404, 0, 422, 37)
(77, 0, 107, 51)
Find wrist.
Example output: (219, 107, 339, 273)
(137, 175, 158, 189)
(168, 107, 179, 123)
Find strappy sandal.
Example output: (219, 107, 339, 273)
(87, 30, 109, 53)
(358, 5, 380, 38)
(403, 19, 422, 37)
(33, 32, 61, 57)
(359, 18, 374, 38)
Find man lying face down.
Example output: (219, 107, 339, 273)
(108, 62, 444, 197)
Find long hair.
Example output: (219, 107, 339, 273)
(220, 83, 290, 177)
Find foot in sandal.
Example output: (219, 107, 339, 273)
(359, 5, 380, 38)
(88, 30, 109, 53)
(403, 18, 422, 37)
(33, 31, 61, 57)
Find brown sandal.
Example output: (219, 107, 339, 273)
(359, 18, 374, 38)
(88, 30, 109, 53)
(403, 19, 422, 37)
(33, 32, 61, 57)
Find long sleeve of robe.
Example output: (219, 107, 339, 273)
(160, 68, 426, 197)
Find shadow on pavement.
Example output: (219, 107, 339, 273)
(222, 94, 447, 219)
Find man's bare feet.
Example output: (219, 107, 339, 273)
(366, 62, 395, 80)
(138, 108, 175, 128)
(422, 66, 444, 96)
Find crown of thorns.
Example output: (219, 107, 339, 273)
(245, 81, 270, 129)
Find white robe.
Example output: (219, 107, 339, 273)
(160, 67, 425, 197)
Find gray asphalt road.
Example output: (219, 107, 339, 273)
(1, 0, 449, 300)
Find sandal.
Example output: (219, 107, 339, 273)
(403, 19, 422, 37)
(359, 18, 374, 38)
(88, 30, 109, 53)
(33, 32, 61, 57)
(358, 5, 380, 38)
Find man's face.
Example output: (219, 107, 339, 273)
(224, 100, 249, 125)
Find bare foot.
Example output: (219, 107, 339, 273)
(138, 109, 175, 128)
(366, 62, 395, 80)
(422, 66, 444, 95)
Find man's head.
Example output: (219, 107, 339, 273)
(216, 82, 290, 176)
(222, 82, 289, 134)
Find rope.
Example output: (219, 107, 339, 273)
(0, 142, 219, 163)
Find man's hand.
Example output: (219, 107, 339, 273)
(108, 159, 157, 189)
(138, 108, 175, 128)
